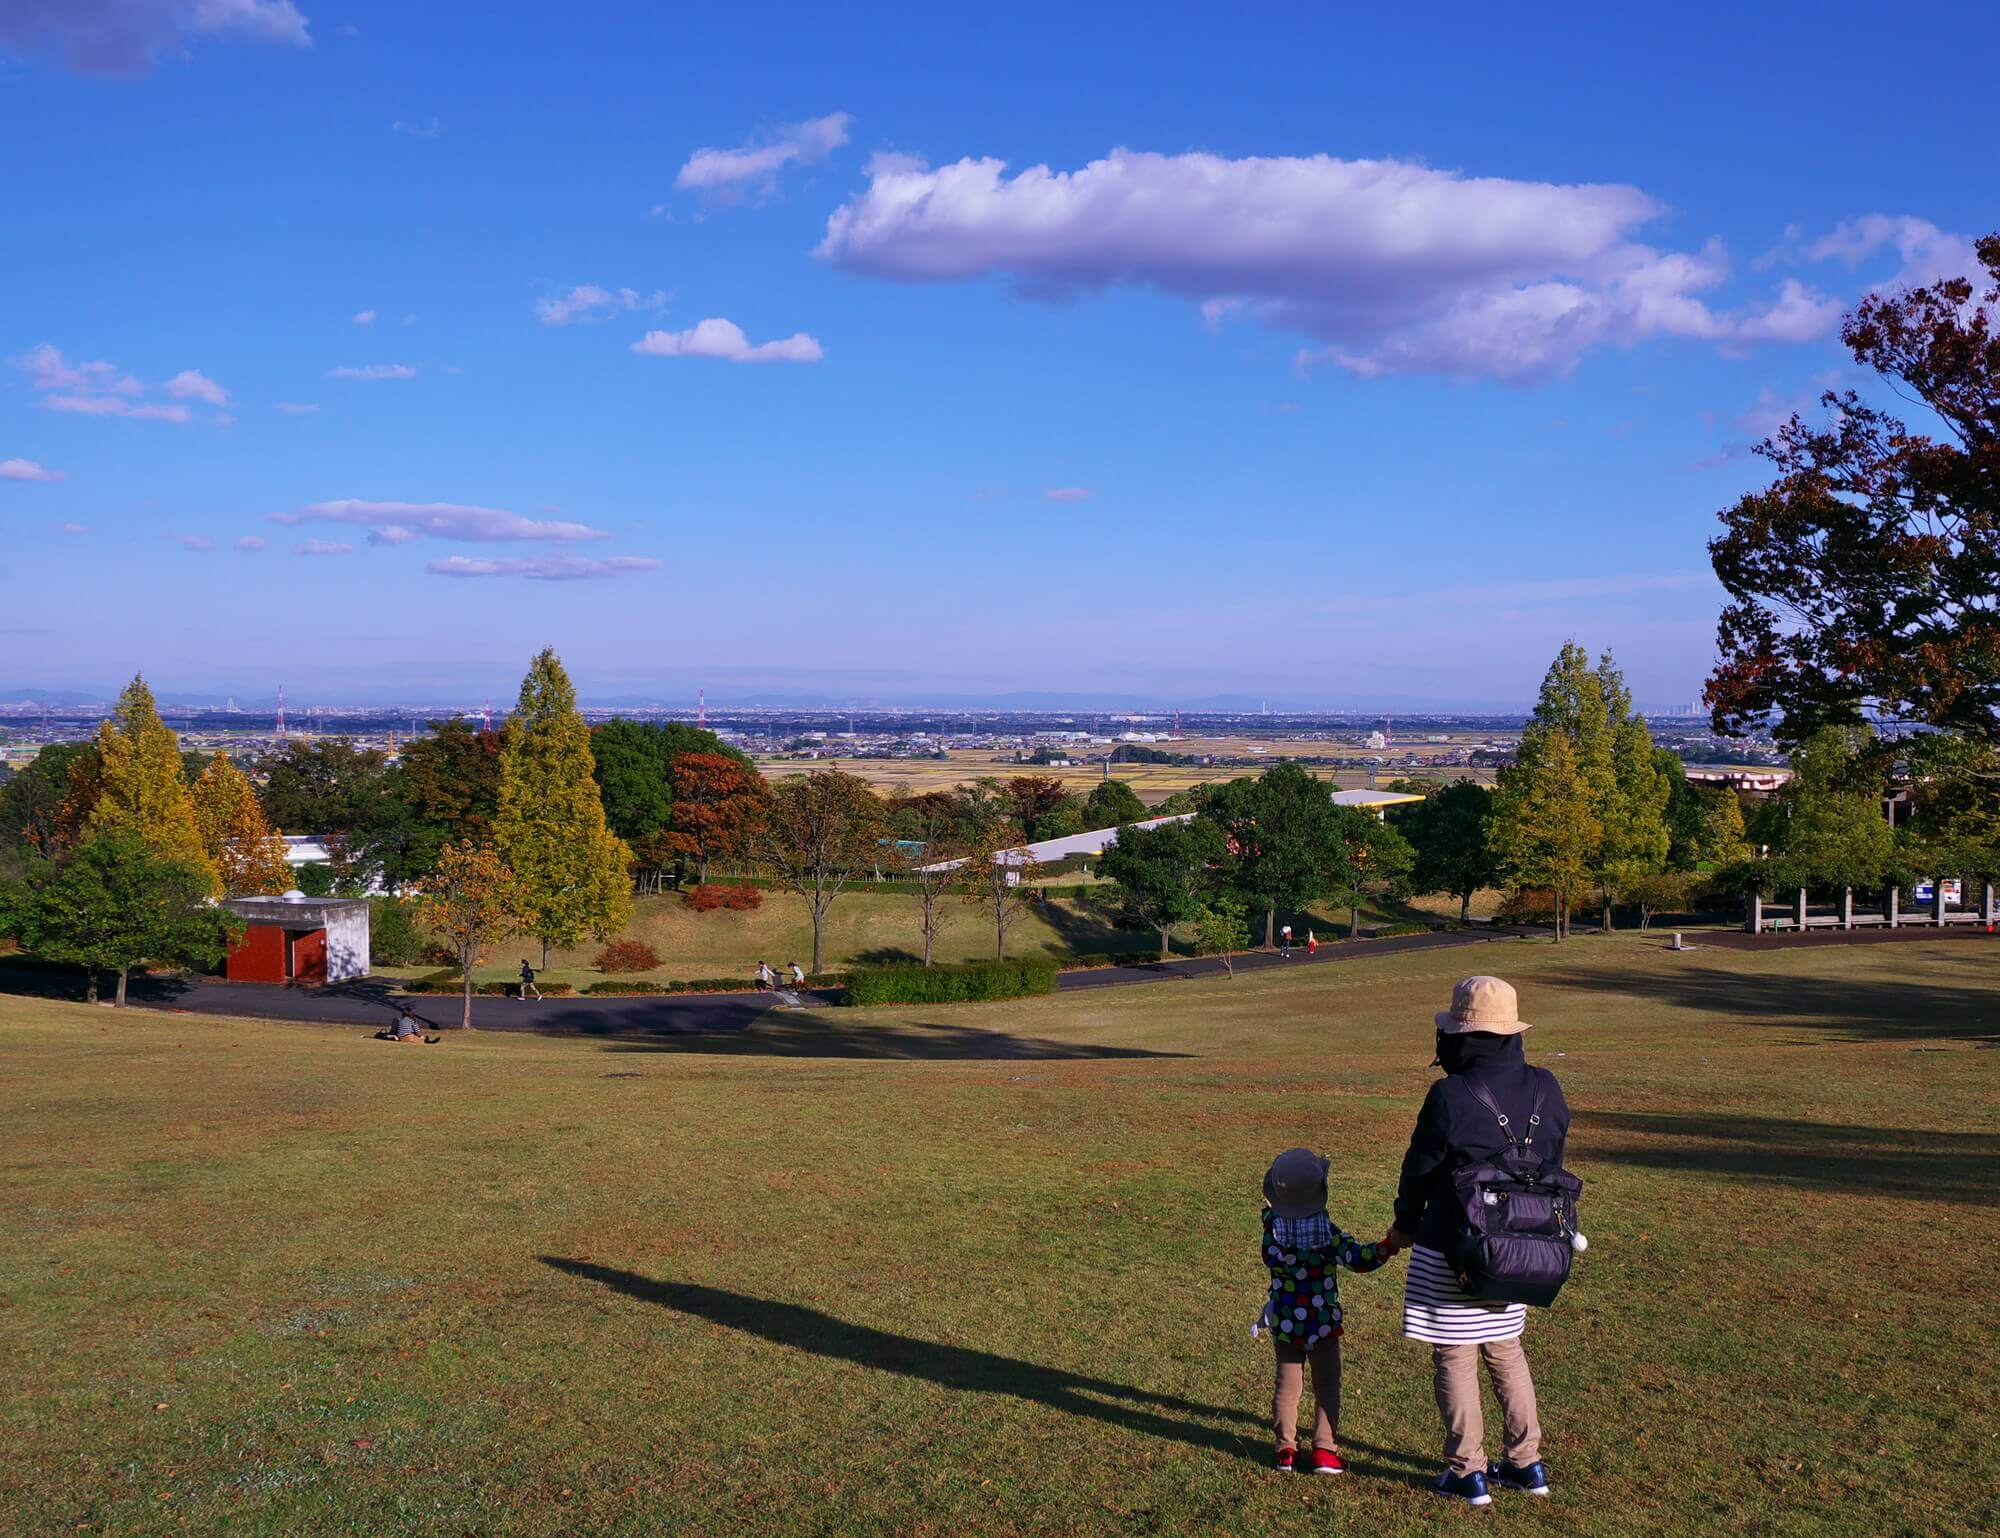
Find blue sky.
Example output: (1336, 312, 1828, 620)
(0, 1, 1989, 708)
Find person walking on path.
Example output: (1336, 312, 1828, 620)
(1253, 1148, 1395, 1474)
(518, 960, 542, 1002)
(1306, 929, 1319, 956)
(1383, 975, 1569, 1507)
(755, 960, 774, 991)
(788, 961, 806, 986)
(1279, 923, 1293, 957)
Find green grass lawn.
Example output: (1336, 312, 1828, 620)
(383, 887, 1450, 989)
(4, 934, 1995, 1535)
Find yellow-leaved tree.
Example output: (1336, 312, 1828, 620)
(88, 675, 219, 895)
(493, 648, 633, 967)
(193, 753, 294, 896)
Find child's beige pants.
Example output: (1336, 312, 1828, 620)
(1271, 1340, 1341, 1450)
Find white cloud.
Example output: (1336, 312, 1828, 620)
(535, 285, 667, 326)
(270, 498, 609, 544)
(428, 554, 662, 581)
(818, 148, 1842, 380)
(0, 0, 310, 78)
(392, 117, 441, 139)
(234, 535, 267, 552)
(293, 538, 354, 557)
(165, 368, 229, 405)
(676, 111, 851, 197)
(326, 363, 417, 380)
(275, 401, 320, 414)
(0, 458, 64, 483)
(169, 534, 216, 552)
(631, 317, 823, 364)
(1044, 487, 1092, 503)
(61, 521, 88, 535)
(1803, 214, 1982, 290)
(352, 308, 377, 325)
(10, 344, 215, 422)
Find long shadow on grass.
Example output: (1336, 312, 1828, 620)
(568, 1015, 1187, 1061)
(1578, 1110, 2000, 1208)
(1542, 956, 2000, 1044)
(541, 1258, 1427, 1476)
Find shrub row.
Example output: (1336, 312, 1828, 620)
(1366, 921, 1449, 938)
(1059, 951, 1166, 970)
(684, 883, 764, 912)
(844, 955, 1058, 1007)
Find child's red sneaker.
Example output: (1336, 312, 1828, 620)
(1309, 1449, 1346, 1476)
(1274, 1446, 1297, 1473)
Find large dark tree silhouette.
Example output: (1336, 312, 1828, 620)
(1707, 234, 2000, 743)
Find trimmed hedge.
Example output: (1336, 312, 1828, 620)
(684, 883, 764, 912)
(1367, 921, 1448, 938)
(586, 980, 666, 995)
(844, 956, 1058, 1007)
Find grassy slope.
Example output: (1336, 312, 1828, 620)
(391, 888, 1458, 987)
(3, 934, 1995, 1536)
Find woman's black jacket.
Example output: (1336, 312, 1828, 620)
(1392, 1032, 1570, 1252)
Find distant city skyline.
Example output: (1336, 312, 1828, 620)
(2, 3, 1988, 707)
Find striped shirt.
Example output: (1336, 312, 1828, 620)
(1402, 1244, 1526, 1345)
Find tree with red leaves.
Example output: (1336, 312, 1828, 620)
(1707, 234, 2000, 744)
(664, 752, 767, 885)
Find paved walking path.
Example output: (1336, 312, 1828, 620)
(0, 925, 1530, 1039)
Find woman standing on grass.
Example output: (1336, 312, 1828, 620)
(1383, 975, 1570, 1508)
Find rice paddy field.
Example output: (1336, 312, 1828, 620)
(3, 931, 1994, 1535)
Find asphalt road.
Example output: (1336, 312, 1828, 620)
(0, 925, 1532, 1039)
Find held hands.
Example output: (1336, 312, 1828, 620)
(1377, 1226, 1413, 1258)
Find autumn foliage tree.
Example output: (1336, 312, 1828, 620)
(1708, 234, 2000, 744)
(666, 752, 767, 884)
(755, 770, 885, 973)
(88, 676, 218, 895)
(192, 753, 293, 896)
(415, 842, 523, 1029)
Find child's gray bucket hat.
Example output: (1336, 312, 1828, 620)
(1263, 1147, 1330, 1219)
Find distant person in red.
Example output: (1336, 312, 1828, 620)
(1307, 930, 1320, 956)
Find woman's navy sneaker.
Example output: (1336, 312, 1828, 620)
(1487, 1459, 1550, 1497)
(1430, 1469, 1492, 1506)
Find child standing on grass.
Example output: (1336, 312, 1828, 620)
(1256, 1147, 1395, 1473)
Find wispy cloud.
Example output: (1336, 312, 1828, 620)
(270, 499, 609, 544)
(60, 521, 88, 535)
(428, 554, 661, 581)
(1044, 486, 1092, 503)
(10, 343, 216, 423)
(392, 117, 441, 139)
(352, 308, 377, 325)
(631, 318, 823, 364)
(275, 401, 320, 415)
(326, 363, 417, 380)
(0, 0, 310, 79)
(293, 539, 354, 557)
(535, 285, 667, 326)
(0, 458, 64, 483)
(676, 111, 851, 198)
(234, 535, 267, 552)
(820, 148, 1843, 381)
(168, 534, 216, 552)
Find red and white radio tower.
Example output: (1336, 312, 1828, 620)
(275, 684, 287, 740)
(698, 688, 707, 730)
(481, 698, 493, 731)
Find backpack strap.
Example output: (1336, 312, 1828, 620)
(1465, 1070, 1552, 1164)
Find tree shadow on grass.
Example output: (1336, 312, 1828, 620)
(1542, 957, 2000, 1045)
(539, 1258, 1429, 1477)
(1579, 1109, 2000, 1208)
(567, 1011, 1188, 1061)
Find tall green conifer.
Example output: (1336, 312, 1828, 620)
(492, 649, 633, 965)
(88, 676, 218, 894)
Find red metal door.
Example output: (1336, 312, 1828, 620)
(288, 928, 328, 984)
(226, 925, 287, 983)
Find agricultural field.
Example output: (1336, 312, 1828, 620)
(3, 933, 1993, 1535)
(754, 735, 1504, 805)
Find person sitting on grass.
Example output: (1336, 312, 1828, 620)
(1254, 1147, 1397, 1474)
(375, 1006, 440, 1044)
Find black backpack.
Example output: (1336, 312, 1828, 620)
(1446, 1069, 1583, 1308)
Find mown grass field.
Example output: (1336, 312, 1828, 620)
(4, 934, 1995, 1535)
(389, 887, 1450, 988)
